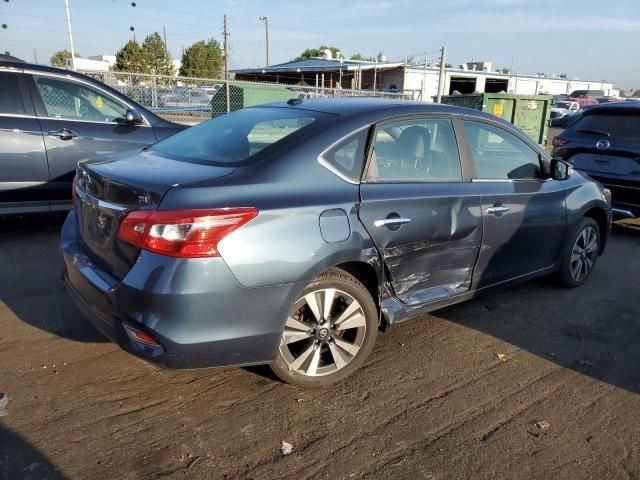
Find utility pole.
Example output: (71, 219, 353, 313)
(33, 48, 38, 63)
(373, 57, 377, 92)
(64, 0, 76, 71)
(436, 46, 447, 103)
(259, 16, 269, 67)
(163, 25, 168, 55)
(223, 14, 230, 80)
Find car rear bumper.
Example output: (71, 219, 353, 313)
(61, 211, 302, 369)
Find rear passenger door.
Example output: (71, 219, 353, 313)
(461, 120, 567, 288)
(358, 116, 483, 306)
(0, 71, 49, 212)
(26, 73, 158, 210)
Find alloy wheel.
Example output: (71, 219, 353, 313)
(570, 226, 598, 282)
(279, 288, 367, 377)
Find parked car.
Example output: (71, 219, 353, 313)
(568, 97, 598, 108)
(0, 55, 185, 214)
(552, 102, 640, 218)
(550, 100, 580, 126)
(569, 89, 605, 99)
(61, 99, 611, 386)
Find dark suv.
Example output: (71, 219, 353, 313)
(552, 102, 640, 218)
(0, 55, 184, 215)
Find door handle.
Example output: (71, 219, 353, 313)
(485, 206, 510, 216)
(48, 129, 78, 140)
(374, 218, 412, 228)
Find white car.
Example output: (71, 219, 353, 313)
(550, 101, 580, 126)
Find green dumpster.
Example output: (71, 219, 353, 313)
(212, 82, 298, 118)
(440, 93, 552, 145)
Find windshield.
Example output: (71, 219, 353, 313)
(554, 102, 571, 109)
(572, 112, 640, 139)
(149, 107, 320, 165)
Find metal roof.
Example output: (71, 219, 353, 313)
(232, 57, 404, 74)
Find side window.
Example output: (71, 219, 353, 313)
(0, 73, 26, 115)
(320, 129, 369, 181)
(463, 121, 541, 180)
(33, 75, 127, 123)
(366, 118, 462, 182)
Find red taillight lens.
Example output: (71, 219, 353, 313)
(552, 137, 569, 148)
(71, 175, 78, 210)
(117, 208, 258, 258)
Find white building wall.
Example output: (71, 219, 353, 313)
(403, 67, 616, 100)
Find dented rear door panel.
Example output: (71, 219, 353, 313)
(358, 182, 482, 305)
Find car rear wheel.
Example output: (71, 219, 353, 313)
(270, 269, 378, 386)
(556, 218, 600, 288)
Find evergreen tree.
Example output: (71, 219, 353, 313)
(179, 39, 223, 78)
(141, 32, 174, 76)
(113, 40, 147, 73)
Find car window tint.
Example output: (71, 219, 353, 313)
(150, 107, 320, 165)
(34, 75, 127, 123)
(321, 129, 368, 181)
(463, 121, 541, 180)
(571, 112, 640, 139)
(368, 118, 462, 182)
(0, 73, 26, 115)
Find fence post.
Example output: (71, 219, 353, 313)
(225, 80, 230, 114)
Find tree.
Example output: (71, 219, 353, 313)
(350, 53, 375, 62)
(179, 39, 224, 78)
(499, 67, 510, 74)
(113, 40, 147, 73)
(295, 45, 341, 61)
(50, 49, 79, 67)
(632, 89, 640, 98)
(141, 32, 174, 75)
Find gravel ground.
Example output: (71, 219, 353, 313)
(1, 215, 639, 480)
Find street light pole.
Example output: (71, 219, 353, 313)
(64, 0, 76, 71)
(259, 16, 269, 67)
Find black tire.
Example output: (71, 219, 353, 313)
(555, 217, 600, 288)
(270, 269, 378, 387)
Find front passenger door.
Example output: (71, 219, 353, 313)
(462, 121, 567, 288)
(28, 74, 158, 210)
(358, 116, 482, 306)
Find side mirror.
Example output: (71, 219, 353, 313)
(550, 158, 571, 180)
(125, 108, 144, 125)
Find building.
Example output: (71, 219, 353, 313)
(233, 58, 617, 100)
(65, 56, 113, 72)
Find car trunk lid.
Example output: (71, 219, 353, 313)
(75, 151, 236, 279)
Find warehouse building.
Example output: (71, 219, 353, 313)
(232, 56, 617, 100)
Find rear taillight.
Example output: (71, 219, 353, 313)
(117, 208, 258, 258)
(71, 175, 78, 210)
(552, 137, 569, 148)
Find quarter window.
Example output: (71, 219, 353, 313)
(34, 75, 127, 123)
(463, 121, 541, 180)
(0, 73, 26, 115)
(367, 118, 462, 182)
(320, 129, 368, 181)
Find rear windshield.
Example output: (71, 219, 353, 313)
(571, 112, 640, 139)
(149, 107, 321, 165)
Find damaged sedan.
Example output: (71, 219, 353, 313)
(61, 99, 611, 386)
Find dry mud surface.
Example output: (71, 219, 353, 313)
(1, 216, 639, 480)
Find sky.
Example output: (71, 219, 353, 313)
(2, 0, 639, 89)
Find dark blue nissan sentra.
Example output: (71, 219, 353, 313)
(61, 99, 611, 386)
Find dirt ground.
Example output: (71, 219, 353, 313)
(1, 215, 639, 480)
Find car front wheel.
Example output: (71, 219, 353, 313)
(556, 218, 600, 288)
(270, 269, 378, 386)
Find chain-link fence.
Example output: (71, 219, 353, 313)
(81, 71, 419, 125)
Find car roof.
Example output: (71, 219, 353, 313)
(581, 101, 640, 115)
(256, 97, 504, 121)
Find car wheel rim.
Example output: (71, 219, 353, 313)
(279, 288, 367, 377)
(570, 226, 598, 282)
